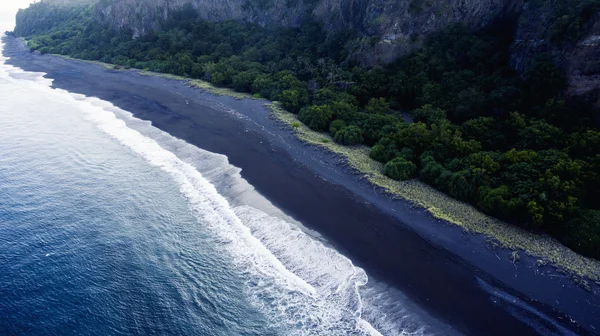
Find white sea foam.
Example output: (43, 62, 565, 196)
(0, 37, 439, 336)
(72, 87, 389, 335)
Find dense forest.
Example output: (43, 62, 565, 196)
(12, 2, 600, 259)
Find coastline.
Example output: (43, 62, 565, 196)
(52, 46, 600, 286)
(3, 36, 599, 335)
(267, 103, 600, 284)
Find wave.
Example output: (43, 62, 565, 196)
(0, 38, 438, 336)
(70, 84, 393, 336)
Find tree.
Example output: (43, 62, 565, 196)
(384, 157, 417, 181)
(314, 88, 359, 107)
(280, 88, 309, 114)
(517, 119, 564, 150)
(329, 119, 346, 136)
(359, 116, 398, 146)
(419, 152, 448, 185)
(365, 97, 391, 115)
(462, 117, 503, 149)
(524, 54, 566, 105)
(331, 101, 359, 121)
(527, 201, 545, 228)
(454, 88, 486, 120)
(298, 105, 332, 131)
(569, 129, 600, 157)
(428, 121, 482, 160)
(334, 125, 364, 145)
(175, 53, 194, 76)
(232, 70, 260, 92)
(370, 137, 400, 163)
(412, 104, 447, 125)
(446, 170, 473, 200)
(395, 122, 432, 156)
(563, 210, 600, 259)
(418, 82, 444, 108)
(252, 74, 275, 99)
(477, 185, 522, 220)
(277, 72, 303, 91)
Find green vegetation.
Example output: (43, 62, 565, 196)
(334, 125, 364, 145)
(13, 1, 600, 260)
(546, 0, 600, 44)
(384, 157, 417, 181)
(269, 103, 600, 283)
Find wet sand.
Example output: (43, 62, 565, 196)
(3, 36, 598, 335)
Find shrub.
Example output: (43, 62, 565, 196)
(334, 125, 364, 145)
(232, 70, 259, 92)
(365, 97, 391, 115)
(384, 157, 417, 181)
(563, 210, 600, 259)
(280, 88, 309, 114)
(398, 147, 416, 161)
(412, 104, 447, 125)
(329, 119, 346, 135)
(298, 105, 332, 131)
(370, 137, 399, 163)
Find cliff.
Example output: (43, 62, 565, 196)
(41, 0, 600, 105)
(93, 0, 523, 64)
(94, 0, 311, 37)
(312, 0, 522, 64)
(509, 0, 600, 107)
(43, 0, 99, 5)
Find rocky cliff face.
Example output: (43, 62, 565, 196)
(93, 0, 523, 64)
(70, 0, 600, 105)
(312, 0, 523, 64)
(567, 31, 600, 106)
(510, 0, 600, 106)
(94, 0, 310, 37)
(43, 0, 99, 5)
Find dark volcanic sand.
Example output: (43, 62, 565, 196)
(3, 36, 599, 336)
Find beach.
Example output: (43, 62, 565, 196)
(3, 36, 598, 335)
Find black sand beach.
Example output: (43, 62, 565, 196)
(3, 36, 599, 335)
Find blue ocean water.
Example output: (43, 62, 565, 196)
(0, 39, 447, 336)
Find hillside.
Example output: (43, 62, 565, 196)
(89, 0, 600, 107)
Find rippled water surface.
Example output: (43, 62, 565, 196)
(0, 39, 447, 336)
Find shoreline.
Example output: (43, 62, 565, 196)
(3, 36, 599, 335)
(62, 49, 600, 286)
(267, 103, 600, 284)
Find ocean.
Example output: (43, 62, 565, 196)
(0, 38, 446, 336)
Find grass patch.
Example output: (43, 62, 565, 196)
(268, 102, 600, 282)
(188, 79, 253, 99)
(138, 70, 185, 80)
